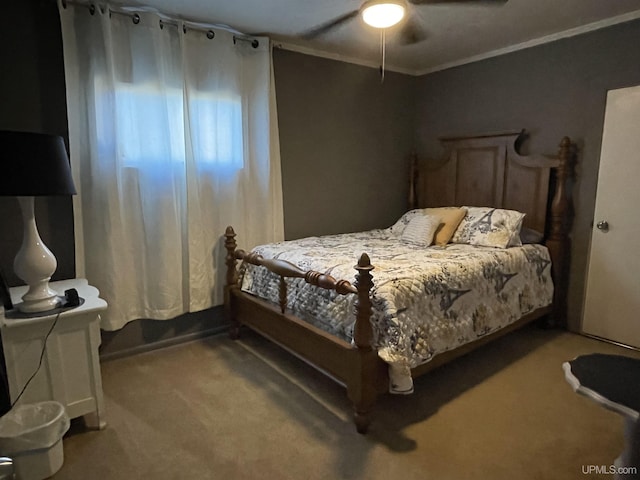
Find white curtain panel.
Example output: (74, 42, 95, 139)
(58, 3, 284, 330)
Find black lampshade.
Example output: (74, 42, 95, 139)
(0, 130, 76, 196)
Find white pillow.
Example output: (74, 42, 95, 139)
(451, 207, 525, 249)
(401, 215, 441, 247)
(390, 209, 424, 236)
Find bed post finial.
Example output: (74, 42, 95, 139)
(546, 137, 575, 328)
(224, 226, 238, 287)
(549, 137, 573, 238)
(354, 253, 374, 350)
(224, 226, 240, 338)
(408, 152, 418, 210)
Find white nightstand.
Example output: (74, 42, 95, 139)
(0, 278, 107, 429)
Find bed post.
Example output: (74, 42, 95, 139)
(408, 152, 419, 210)
(224, 226, 240, 339)
(546, 137, 575, 328)
(348, 253, 381, 434)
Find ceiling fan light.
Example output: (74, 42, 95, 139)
(362, 2, 405, 29)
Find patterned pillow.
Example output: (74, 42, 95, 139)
(390, 209, 425, 236)
(400, 215, 441, 246)
(451, 207, 525, 249)
(423, 207, 467, 246)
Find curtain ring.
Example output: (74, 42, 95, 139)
(207, 30, 215, 40)
(252, 40, 259, 49)
(132, 13, 140, 25)
(232, 36, 237, 45)
(183, 24, 187, 34)
(89, 4, 96, 15)
(159, 19, 164, 29)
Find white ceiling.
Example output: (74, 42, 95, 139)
(113, 0, 640, 75)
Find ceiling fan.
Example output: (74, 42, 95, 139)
(302, 0, 509, 46)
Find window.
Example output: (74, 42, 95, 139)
(96, 80, 244, 172)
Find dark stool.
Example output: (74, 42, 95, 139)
(564, 353, 640, 479)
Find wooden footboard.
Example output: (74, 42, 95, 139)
(224, 227, 387, 433)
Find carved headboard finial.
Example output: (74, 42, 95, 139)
(408, 152, 419, 210)
(549, 136, 576, 240)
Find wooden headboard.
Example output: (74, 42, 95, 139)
(408, 130, 576, 326)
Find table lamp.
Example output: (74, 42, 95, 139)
(0, 130, 76, 313)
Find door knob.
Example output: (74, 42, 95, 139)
(596, 220, 609, 232)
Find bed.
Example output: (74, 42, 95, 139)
(223, 130, 575, 433)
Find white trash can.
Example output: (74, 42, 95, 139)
(0, 401, 70, 480)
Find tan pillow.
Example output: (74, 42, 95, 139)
(423, 207, 467, 246)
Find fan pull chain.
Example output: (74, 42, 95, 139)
(379, 28, 386, 83)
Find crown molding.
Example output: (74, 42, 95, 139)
(415, 10, 640, 76)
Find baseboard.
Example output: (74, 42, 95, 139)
(99, 325, 228, 362)
(579, 332, 640, 353)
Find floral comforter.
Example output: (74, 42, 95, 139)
(240, 229, 553, 393)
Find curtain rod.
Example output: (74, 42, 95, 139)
(59, 0, 261, 48)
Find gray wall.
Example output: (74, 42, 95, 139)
(274, 49, 416, 239)
(413, 19, 640, 331)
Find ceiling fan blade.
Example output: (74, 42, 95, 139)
(409, 0, 508, 5)
(300, 9, 360, 40)
(398, 14, 428, 45)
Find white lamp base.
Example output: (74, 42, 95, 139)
(14, 197, 61, 313)
(18, 283, 61, 313)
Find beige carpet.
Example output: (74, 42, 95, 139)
(54, 326, 639, 479)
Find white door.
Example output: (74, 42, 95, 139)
(582, 85, 640, 348)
